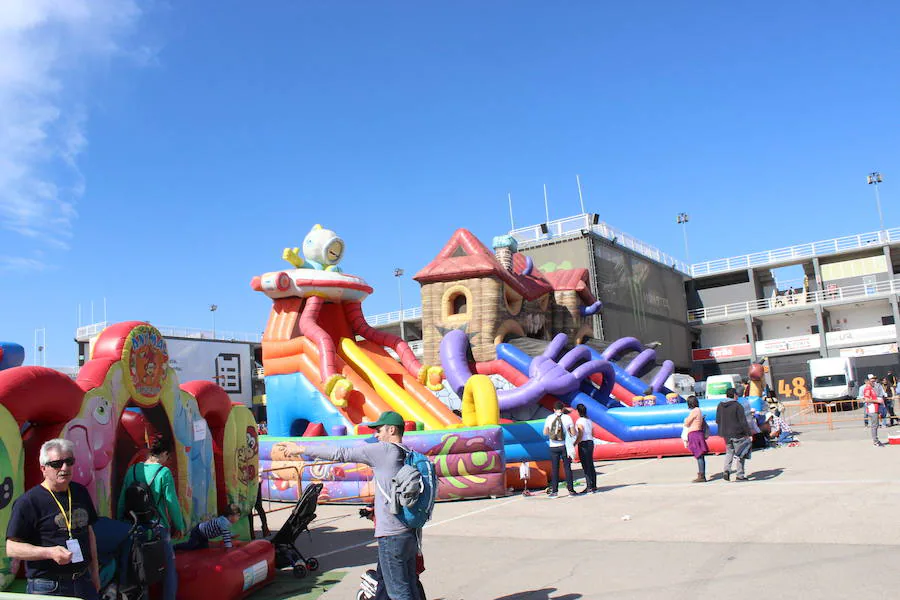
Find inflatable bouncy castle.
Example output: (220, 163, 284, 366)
(256, 225, 765, 504)
(0, 323, 274, 596)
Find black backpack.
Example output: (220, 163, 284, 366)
(129, 525, 166, 587)
(123, 464, 162, 524)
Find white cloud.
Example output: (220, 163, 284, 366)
(0, 256, 49, 272)
(0, 0, 144, 250)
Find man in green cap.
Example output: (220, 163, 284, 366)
(290, 411, 421, 600)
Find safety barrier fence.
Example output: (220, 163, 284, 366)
(781, 397, 900, 431)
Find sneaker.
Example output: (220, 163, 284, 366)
(547, 492, 559, 498)
(735, 475, 749, 481)
(723, 471, 731, 482)
(591, 488, 600, 494)
(874, 441, 885, 447)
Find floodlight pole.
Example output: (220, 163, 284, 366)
(677, 212, 691, 265)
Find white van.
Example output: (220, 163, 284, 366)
(808, 357, 860, 402)
(705, 374, 742, 400)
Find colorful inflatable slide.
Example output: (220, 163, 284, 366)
(256, 224, 764, 504)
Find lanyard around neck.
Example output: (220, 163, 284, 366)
(44, 486, 73, 538)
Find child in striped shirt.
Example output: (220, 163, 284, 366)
(175, 504, 241, 551)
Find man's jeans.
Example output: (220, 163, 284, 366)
(160, 527, 177, 600)
(548, 446, 575, 494)
(27, 574, 98, 600)
(775, 430, 794, 445)
(870, 413, 881, 443)
(723, 437, 749, 477)
(377, 530, 420, 600)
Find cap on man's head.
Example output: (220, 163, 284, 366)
(868, 374, 877, 380)
(364, 411, 405, 429)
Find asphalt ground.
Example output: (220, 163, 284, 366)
(259, 418, 900, 599)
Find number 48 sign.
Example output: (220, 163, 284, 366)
(778, 377, 809, 399)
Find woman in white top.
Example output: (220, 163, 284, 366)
(574, 404, 598, 494)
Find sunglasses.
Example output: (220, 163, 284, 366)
(44, 458, 75, 469)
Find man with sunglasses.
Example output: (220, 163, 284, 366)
(5, 439, 100, 599)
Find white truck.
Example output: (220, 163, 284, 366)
(705, 374, 742, 399)
(808, 357, 860, 403)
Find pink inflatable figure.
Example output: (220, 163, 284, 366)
(64, 393, 116, 507)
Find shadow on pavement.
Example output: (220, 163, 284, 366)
(749, 468, 785, 481)
(493, 588, 583, 599)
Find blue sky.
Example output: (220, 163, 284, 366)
(2, 1, 899, 366)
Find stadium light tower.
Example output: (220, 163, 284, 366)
(867, 171, 885, 232)
(209, 304, 218, 339)
(394, 268, 405, 341)
(676, 212, 690, 265)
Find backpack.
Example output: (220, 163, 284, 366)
(377, 444, 438, 530)
(123, 464, 162, 524)
(549, 414, 565, 441)
(129, 525, 166, 587)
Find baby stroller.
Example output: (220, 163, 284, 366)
(271, 482, 323, 578)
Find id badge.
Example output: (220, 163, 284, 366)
(65, 538, 85, 563)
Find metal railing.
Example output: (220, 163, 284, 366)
(365, 306, 423, 326)
(691, 227, 900, 277)
(688, 277, 900, 322)
(76, 321, 262, 343)
(155, 325, 262, 343)
(510, 213, 692, 274)
(75, 322, 108, 340)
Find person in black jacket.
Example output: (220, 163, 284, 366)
(715, 388, 752, 481)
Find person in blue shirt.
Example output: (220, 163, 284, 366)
(175, 504, 241, 551)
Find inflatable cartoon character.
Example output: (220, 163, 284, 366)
(282, 224, 344, 272)
(63, 392, 117, 510)
(173, 386, 214, 520)
(236, 426, 258, 486)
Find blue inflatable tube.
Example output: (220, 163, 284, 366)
(265, 372, 352, 437)
(584, 345, 673, 403)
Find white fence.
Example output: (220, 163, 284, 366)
(365, 306, 423, 326)
(76, 322, 262, 343)
(691, 228, 900, 276)
(688, 278, 900, 322)
(510, 213, 692, 274)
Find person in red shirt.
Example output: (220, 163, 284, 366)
(863, 374, 885, 447)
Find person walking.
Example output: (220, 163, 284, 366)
(573, 404, 598, 494)
(290, 411, 424, 600)
(882, 377, 897, 427)
(543, 402, 576, 498)
(863, 375, 885, 446)
(117, 437, 185, 600)
(715, 389, 752, 481)
(683, 395, 709, 482)
(5, 439, 101, 599)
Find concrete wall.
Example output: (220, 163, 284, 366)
(688, 278, 755, 311)
(759, 316, 819, 339)
(699, 323, 748, 348)
(827, 303, 894, 331)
